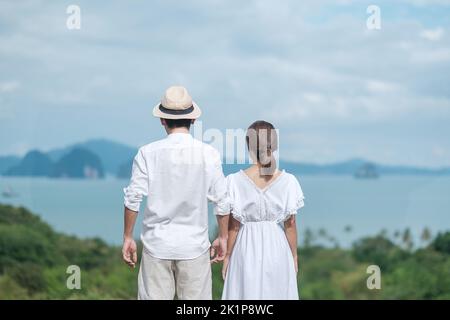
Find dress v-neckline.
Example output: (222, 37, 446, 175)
(240, 169, 285, 193)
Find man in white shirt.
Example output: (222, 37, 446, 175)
(122, 86, 230, 300)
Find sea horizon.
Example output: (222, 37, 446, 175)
(1, 174, 448, 248)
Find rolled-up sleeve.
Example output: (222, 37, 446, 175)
(123, 148, 148, 212)
(207, 150, 231, 216)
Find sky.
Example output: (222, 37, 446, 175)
(0, 0, 450, 167)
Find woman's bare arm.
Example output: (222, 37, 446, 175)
(226, 216, 241, 256)
(222, 216, 240, 279)
(284, 215, 298, 272)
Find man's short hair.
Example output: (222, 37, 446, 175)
(164, 118, 192, 129)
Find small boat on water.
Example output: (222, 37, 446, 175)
(2, 186, 18, 198)
(354, 163, 379, 179)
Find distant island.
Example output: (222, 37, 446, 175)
(1, 138, 449, 179)
(4, 148, 104, 179)
(354, 163, 379, 179)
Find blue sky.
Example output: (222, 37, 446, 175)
(0, 0, 450, 167)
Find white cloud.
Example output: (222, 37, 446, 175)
(420, 27, 444, 41)
(1, 0, 450, 166)
(302, 92, 325, 104)
(0, 81, 20, 93)
(411, 48, 450, 63)
(366, 80, 400, 94)
(403, 0, 450, 6)
(432, 145, 447, 158)
(89, 75, 112, 88)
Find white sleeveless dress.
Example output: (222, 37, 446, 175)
(221, 170, 304, 300)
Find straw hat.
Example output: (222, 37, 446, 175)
(153, 86, 201, 119)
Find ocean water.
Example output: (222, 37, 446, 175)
(1, 175, 449, 247)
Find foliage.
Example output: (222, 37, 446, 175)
(0, 204, 449, 300)
(431, 232, 450, 255)
(352, 235, 408, 272)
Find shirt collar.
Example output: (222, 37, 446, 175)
(166, 132, 193, 142)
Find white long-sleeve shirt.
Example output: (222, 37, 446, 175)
(123, 132, 230, 260)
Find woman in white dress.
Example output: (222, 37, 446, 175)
(222, 120, 304, 300)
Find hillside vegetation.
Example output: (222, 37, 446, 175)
(0, 204, 449, 299)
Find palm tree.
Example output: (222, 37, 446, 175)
(317, 228, 328, 247)
(303, 228, 314, 248)
(344, 225, 353, 234)
(402, 228, 413, 250)
(393, 230, 401, 244)
(420, 227, 432, 244)
(379, 228, 388, 238)
(328, 236, 339, 248)
(318, 228, 327, 238)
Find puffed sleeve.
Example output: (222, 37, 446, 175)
(207, 148, 231, 216)
(277, 174, 304, 223)
(288, 175, 304, 214)
(228, 174, 247, 224)
(123, 148, 149, 212)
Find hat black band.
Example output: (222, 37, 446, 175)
(159, 104, 194, 115)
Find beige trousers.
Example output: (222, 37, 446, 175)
(137, 249, 212, 300)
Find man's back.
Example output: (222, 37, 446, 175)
(124, 132, 228, 260)
(122, 86, 230, 300)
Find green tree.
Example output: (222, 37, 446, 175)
(402, 228, 414, 251)
(9, 263, 47, 294)
(303, 228, 314, 248)
(318, 228, 327, 238)
(420, 227, 432, 245)
(431, 232, 450, 254)
(352, 235, 406, 271)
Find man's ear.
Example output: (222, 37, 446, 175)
(160, 118, 166, 126)
(191, 119, 195, 125)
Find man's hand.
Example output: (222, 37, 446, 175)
(122, 237, 137, 268)
(210, 236, 227, 263)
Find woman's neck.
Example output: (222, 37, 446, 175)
(248, 164, 279, 180)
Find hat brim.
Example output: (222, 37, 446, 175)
(152, 101, 201, 119)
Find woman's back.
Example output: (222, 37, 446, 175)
(222, 169, 304, 300)
(227, 169, 304, 224)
